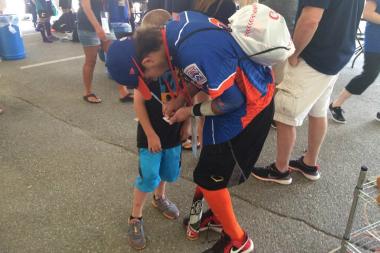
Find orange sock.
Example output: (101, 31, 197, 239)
(200, 186, 245, 241)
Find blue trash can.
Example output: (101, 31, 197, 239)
(0, 15, 26, 60)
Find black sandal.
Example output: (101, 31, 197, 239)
(119, 94, 134, 103)
(83, 93, 102, 104)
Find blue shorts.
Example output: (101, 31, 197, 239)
(135, 145, 182, 193)
(77, 29, 116, 47)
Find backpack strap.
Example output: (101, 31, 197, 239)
(238, 46, 293, 62)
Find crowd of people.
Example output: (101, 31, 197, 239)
(1, 0, 380, 252)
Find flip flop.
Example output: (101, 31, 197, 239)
(83, 93, 102, 104)
(119, 94, 134, 103)
(182, 138, 201, 150)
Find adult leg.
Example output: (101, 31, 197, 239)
(344, 52, 380, 98)
(45, 16, 59, 40)
(253, 59, 336, 183)
(82, 45, 101, 103)
(37, 17, 52, 43)
(332, 52, 380, 108)
(289, 74, 338, 180)
(45, 16, 52, 36)
(200, 187, 253, 253)
(275, 122, 296, 172)
(201, 187, 244, 241)
(303, 115, 328, 166)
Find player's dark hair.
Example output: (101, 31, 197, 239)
(134, 27, 163, 64)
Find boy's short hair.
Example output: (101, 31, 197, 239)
(141, 9, 171, 28)
(134, 27, 163, 63)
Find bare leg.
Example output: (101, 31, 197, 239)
(332, 89, 352, 108)
(275, 121, 296, 172)
(154, 181, 166, 199)
(303, 116, 327, 166)
(118, 85, 130, 99)
(132, 188, 149, 218)
(82, 45, 101, 102)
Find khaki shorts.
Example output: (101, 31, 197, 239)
(272, 61, 286, 85)
(274, 59, 339, 126)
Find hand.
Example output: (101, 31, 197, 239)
(147, 132, 162, 153)
(96, 27, 107, 42)
(168, 107, 192, 125)
(288, 55, 300, 67)
(163, 96, 184, 118)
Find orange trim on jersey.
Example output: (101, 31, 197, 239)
(208, 72, 237, 99)
(235, 67, 275, 128)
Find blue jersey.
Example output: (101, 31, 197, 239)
(166, 11, 274, 145)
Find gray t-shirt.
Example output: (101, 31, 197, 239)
(260, 0, 298, 34)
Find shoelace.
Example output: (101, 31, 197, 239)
(300, 157, 320, 171)
(130, 220, 141, 236)
(334, 106, 345, 114)
(269, 164, 284, 175)
(214, 234, 230, 249)
(157, 198, 172, 212)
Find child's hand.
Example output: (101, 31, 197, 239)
(163, 101, 176, 118)
(169, 107, 192, 125)
(147, 132, 162, 153)
(163, 96, 183, 118)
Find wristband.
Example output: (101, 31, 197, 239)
(200, 100, 216, 116)
(191, 101, 216, 116)
(192, 103, 202, 116)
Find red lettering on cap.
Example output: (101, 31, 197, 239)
(129, 67, 135, 75)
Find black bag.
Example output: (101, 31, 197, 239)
(52, 11, 77, 33)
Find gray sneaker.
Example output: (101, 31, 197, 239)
(152, 197, 180, 220)
(128, 218, 146, 250)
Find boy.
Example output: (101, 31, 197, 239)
(106, 9, 180, 250)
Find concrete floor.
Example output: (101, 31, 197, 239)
(0, 28, 379, 253)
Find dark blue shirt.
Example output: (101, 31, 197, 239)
(77, 0, 103, 32)
(260, 0, 298, 34)
(298, 0, 364, 75)
(365, 0, 380, 53)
